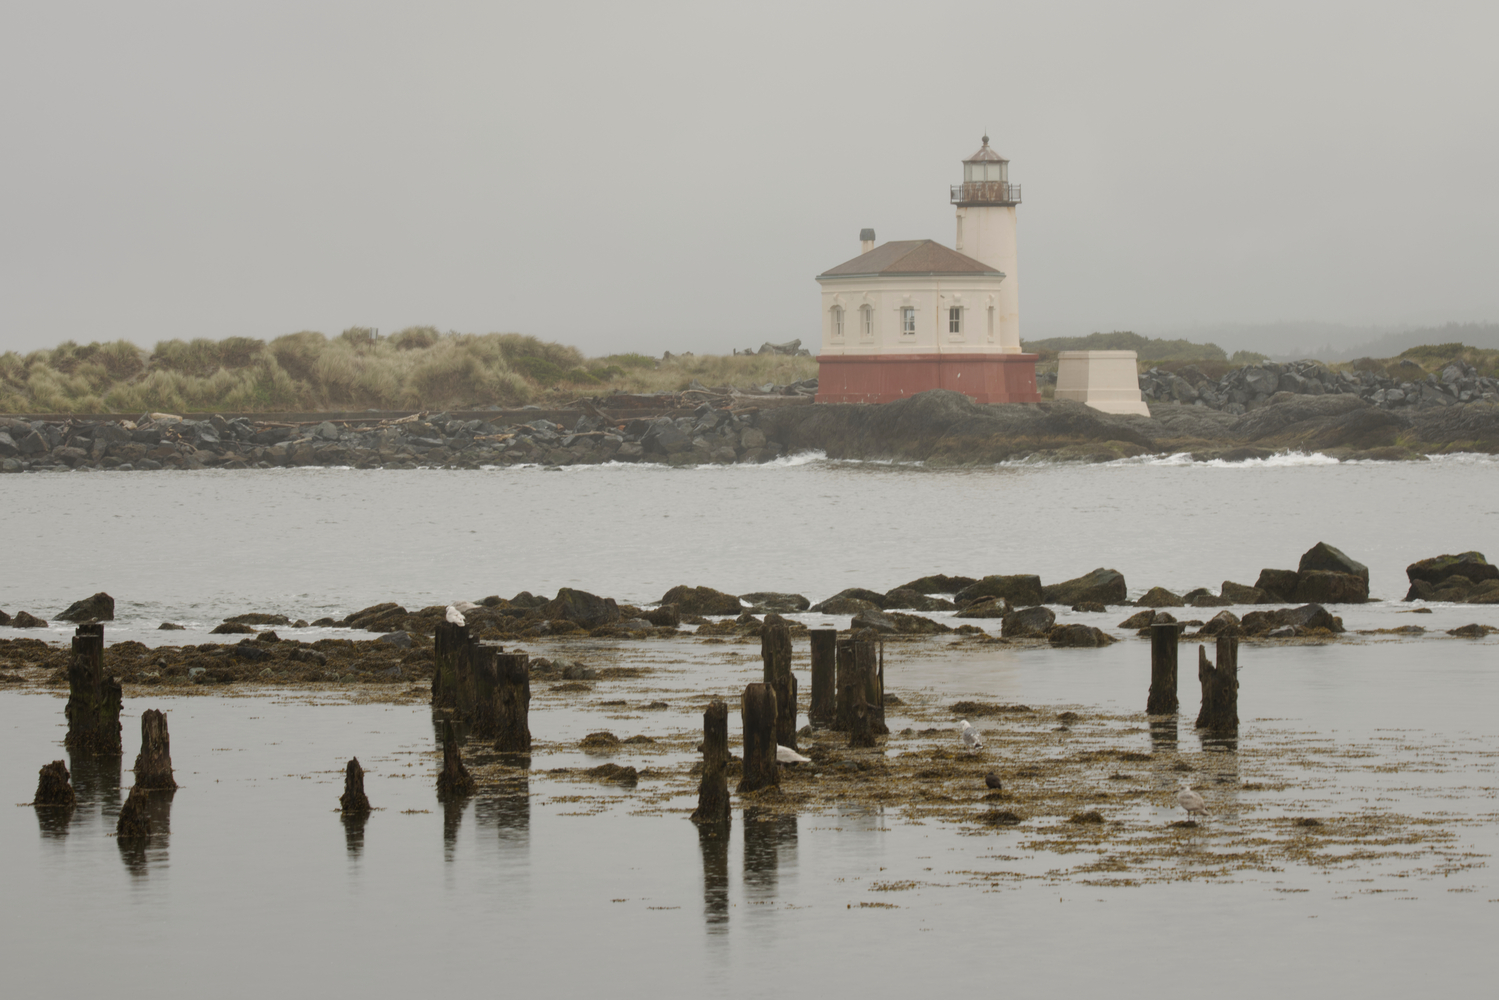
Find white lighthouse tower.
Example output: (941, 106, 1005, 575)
(951, 137, 1021, 352)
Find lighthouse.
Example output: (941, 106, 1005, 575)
(952, 136, 1021, 351)
(813, 137, 1040, 405)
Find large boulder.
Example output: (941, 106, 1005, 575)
(1253, 569, 1300, 603)
(739, 591, 810, 613)
(1047, 624, 1116, 647)
(345, 602, 407, 630)
(1001, 606, 1056, 638)
(541, 588, 620, 628)
(853, 609, 952, 635)
(1221, 580, 1272, 604)
(954, 574, 1043, 607)
(1241, 604, 1344, 635)
(12, 611, 47, 628)
(1298, 542, 1369, 582)
(882, 588, 958, 612)
(811, 597, 881, 615)
(1185, 588, 1232, 608)
(1135, 586, 1184, 608)
(660, 585, 743, 616)
(954, 597, 1011, 618)
(1294, 571, 1368, 604)
(1405, 552, 1497, 597)
(1040, 568, 1126, 606)
(850, 608, 897, 634)
(1196, 610, 1242, 637)
(810, 588, 888, 612)
(56, 592, 115, 622)
(894, 574, 978, 595)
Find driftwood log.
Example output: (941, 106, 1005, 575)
(65, 623, 122, 754)
(761, 623, 797, 750)
(339, 757, 372, 814)
(132, 709, 177, 789)
(690, 699, 731, 826)
(1196, 637, 1240, 731)
(33, 760, 75, 807)
(736, 683, 780, 793)
(808, 628, 837, 724)
(1146, 622, 1180, 715)
(493, 652, 532, 753)
(436, 720, 476, 800)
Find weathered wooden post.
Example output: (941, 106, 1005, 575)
(833, 637, 854, 731)
(469, 644, 499, 739)
(854, 638, 887, 735)
(737, 683, 780, 793)
(116, 786, 151, 840)
(493, 652, 531, 753)
(808, 629, 837, 724)
(761, 622, 797, 750)
(65, 623, 122, 754)
(339, 757, 371, 814)
(690, 699, 731, 826)
(131, 709, 177, 789)
(432, 620, 468, 709)
(1196, 636, 1240, 731)
(33, 760, 76, 808)
(436, 719, 476, 800)
(1146, 622, 1179, 715)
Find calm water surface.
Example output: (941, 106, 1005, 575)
(3, 456, 1498, 995)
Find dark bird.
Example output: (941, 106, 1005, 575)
(984, 772, 1003, 790)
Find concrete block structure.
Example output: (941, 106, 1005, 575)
(1054, 350, 1151, 416)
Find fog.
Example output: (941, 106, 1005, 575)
(2, 0, 1496, 358)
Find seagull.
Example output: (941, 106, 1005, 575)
(985, 772, 1003, 790)
(959, 719, 984, 751)
(445, 605, 466, 626)
(776, 745, 812, 764)
(451, 600, 481, 613)
(1177, 781, 1205, 820)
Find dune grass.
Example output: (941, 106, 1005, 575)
(0, 329, 818, 415)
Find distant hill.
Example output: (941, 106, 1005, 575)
(1020, 331, 1233, 362)
(1309, 322, 1499, 362)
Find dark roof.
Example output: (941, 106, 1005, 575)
(966, 135, 1007, 163)
(819, 240, 1002, 278)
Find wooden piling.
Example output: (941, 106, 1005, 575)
(833, 638, 854, 731)
(432, 621, 469, 709)
(339, 757, 371, 814)
(64, 623, 122, 754)
(736, 683, 780, 794)
(690, 699, 731, 826)
(116, 786, 151, 840)
(853, 639, 887, 736)
(33, 760, 75, 808)
(436, 719, 476, 801)
(1146, 622, 1179, 715)
(1195, 636, 1240, 731)
(469, 644, 499, 739)
(493, 653, 532, 753)
(131, 709, 177, 790)
(761, 623, 797, 750)
(808, 629, 837, 724)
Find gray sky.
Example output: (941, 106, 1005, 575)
(2, 1, 1496, 359)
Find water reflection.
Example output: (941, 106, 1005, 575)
(474, 769, 530, 850)
(342, 811, 369, 857)
(697, 824, 730, 932)
(118, 788, 175, 876)
(1149, 716, 1178, 753)
(444, 798, 467, 862)
(742, 808, 797, 902)
(68, 751, 122, 816)
(1196, 731, 1242, 824)
(35, 803, 74, 839)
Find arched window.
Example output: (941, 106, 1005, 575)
(859, 305, 873, 339)
(831, 305, 844, 339)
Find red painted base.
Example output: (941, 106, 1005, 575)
(815, 353, 1041, 405)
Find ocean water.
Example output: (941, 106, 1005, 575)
(3, 455, 1498, 996)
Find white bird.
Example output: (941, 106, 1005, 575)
(776, 745, 812, 764)
(1177, 781, 1206, 820)
(445, 605, 466, 626)
(959, 719, 984, 751)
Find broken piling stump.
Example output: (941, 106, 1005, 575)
(493, 652, 532, 753)
(833, 637, 853, 731)
(340, 757, 372, 814)
(33, 760, 76, 808)
(132, 709, 177, 790)
(436, 720, 476, 801)
(690, 699, 731, 827)
(432, 621, 469, 710)
(64, 623, 122, 755)
(1146, 622, 1180, 715)
(761, 622, 797, 750)
(737, 683, 780, 794)
(116, 786, 151, 840)
(469, 644, 500, 739)
(1195, 636, 1240, 731)
(808, 629, 837, 724)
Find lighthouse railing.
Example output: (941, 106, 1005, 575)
(950, 182, 1021, 205)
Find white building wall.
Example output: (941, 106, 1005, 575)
(954, 204, 1020, 351)
(818, 274, 1010, 356)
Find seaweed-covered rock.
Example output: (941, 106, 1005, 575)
(954, 574, 1043, 607)
(210, 622, 257, 635)
(541, 588, 620, 628)
(1135, 586, 1184, 608)
(659, 585, 743, 616)
(1001, 606, 1056, 638)
(1253, 569, 1300, 602)
(1118, 610, 1158, 629)
(1040, 568, 1127, 606)
(1293, 571, 1368, 604)
(223, 612, 291, 626)
(116, 787, 152, 840)
(810, 587, 888, 612)
(954, 596, 1011, 618)
(1071, 601, 1108, 613)
(346, 603, 408, 630)
(894, 574, 978, 595)
(11, 611, 47, 628)
(1241, 604, 1344, 635)
(738, 591, 810, 613)
(1220, 580, 1271, 604)
(850, 608, 897, 634)
(1196, 610, 1242, 637)
(1186, 588, 1232, 608)
(33, 760, 75, 807)
(642, 604, 681, 627)
(1298, 542, 1369, 582)
(1448, 623, 1497, 637)
(1405, 552, 1497, 598)
(882, 588, 958, 612)
(56, 592, 115, 622)
(1047, 624, 1116, 647)
(809, 596, 881, 615)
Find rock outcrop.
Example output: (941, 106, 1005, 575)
(1040, 568, 1127, 607)
(56, 592, 115, 622)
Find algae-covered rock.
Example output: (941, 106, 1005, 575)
(1001, 606, 1056, 638)
(1196, 610, 1242, 637)
(1253, 569, 1299, 602)
(1294, 570, 1368, 604)
(809, 596, 881, 615)
(739, 591, 810, 613)
(954, 597, 1011, 618)
(660, 585, 743, 616)
(1047, 624, 1115, 647)
(541, 587, 620, 628)
(11, 611, 47, 628)
(1135, 586, 1184, 608)
(1298, 542, 1369, 582)
(882, 588, 959, 612)
(56, 592, 114, 622)
(1040, 568, 1126, 606)
(894, 574, 978, 595)
(1221, 580, 1272, 604)
(1186, 588, 1232, 608)
(810, 587, 888, 612)
(850, 609, 897, 634)
(954, 574, 1043, 607)
(1405, 552, 1497, 596)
